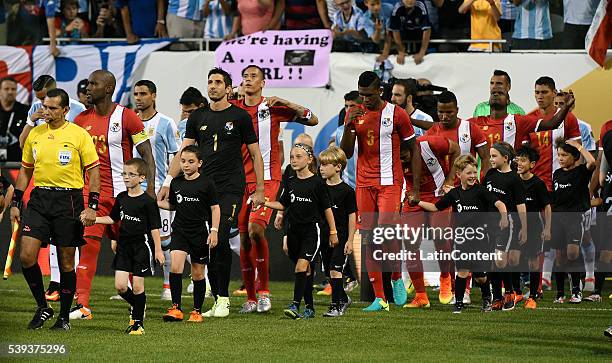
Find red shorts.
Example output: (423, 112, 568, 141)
(83, 195, 120, 240)
(237, 180, 281, 233)
(356, 185, 401, 230)
(402, 193, 451, 230)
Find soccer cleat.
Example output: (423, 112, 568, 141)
(316, 284, 332, 296)
(391, 279, 408, 306)
(257, 294, 271, 313)
(605, 326, 612, 338)
(302, 308, 315, 319)
(583, 294, 602, 302)
(569, 292, 582, 304)
(514, 293, 524, 304)
(69, 304, 93, 320)
(109, 294, 123, 300)
(283, 303, 302, 320)
(188, 310, 203, 323)
(524, 297, 537, 309)
(161, 288, 171, 301)
(129, 323, 144, 335)
(187, 281, 194, 294)
(553, 295, 566, 304)
(314, 279, 329, 291)
(45, 289, 60, 302)
(49, 318, 70, 331)
(453, 302, 464, 314)
(213, 297, 230, 317)
(502, 294, 515, 311)
(28, 306, 54, 330)
(339, 296, 352, 315)
(323, 305, 341, 317)
(491, 299, 503, 311)
(344, 279, 358, 293)
(463, 294, 471, 305)
(239, 301, 257, 314)
(481, 296, 492, 312)
(542, 278, 552, 291)
(362, 298, 389, 312)
(403, 295, 431, 309)
(232, 285, 247, 296)
(406, 280, 415, 295)
(163, 304, 184, 321)
(439, 276, 453, 304)
(202, 301, 218, 317)
(583, 278, 595, 292)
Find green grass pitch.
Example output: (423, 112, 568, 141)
(1, 275, 611, 362)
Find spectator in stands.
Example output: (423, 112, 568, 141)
(167, 0, 205, 42)
(459, 0, 502, 52)
(434, 0, 470, 52)
(498, 0, 518, 50)
(225, 0, 279, 39)
(7, 1, 60, 55)
(421, 0, 439, 32)
(0, 77, 28, 162)
(324, 0, 337, 26)
(55, 0, 90, 41)
(389, 0, 431, 65)
(358, 0, 393, 60)
(282, 0, 328, 30)
(512, 0, 552, 49)
(561, 0, 599, 49)
(91, 1, 124, 38)
(116, 0, 168, 44)
(204, 0, 233, 39)
(332, 0, 364, 46)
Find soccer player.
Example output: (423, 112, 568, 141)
(94, 158, 164, 334)
(424, 90, 488, 303)
(485, 142, 527, 311)
(132, 80, 179, 300)
(178, 87, 208, 141)
(470, 88, 576, 151)
(160, 68, 265, 318)
(10, 88, 100, 330)
(233, 65, 318, 314)
(516, 145, 551, 309)
(473, 69, 525, 117)
(340, 71, 420, 311)
(551, 138, 595, 304)
(417, 155, 507, 314)
(390, 78, 434, 136)
(18, 75, 86, 302)
(590, 119, 612, 302)
(159, 146, 220, 322)
(319, 146, 357, 317)
(264, 143, 339, 319)
(71, 70, 155, 320)
(402, 135, 460, 308)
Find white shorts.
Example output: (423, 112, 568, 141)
(160, 208, 174, 238)
(582, 209, 593, 232)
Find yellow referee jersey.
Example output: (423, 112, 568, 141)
(22, 121, 99, 189)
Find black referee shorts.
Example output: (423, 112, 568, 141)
(171, 229, 209, 265)
(112, 239, 154, 277)
(21, 187, 85, 248)
(287, 223, 321, 264)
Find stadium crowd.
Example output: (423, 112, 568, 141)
(2, 0, 602, 58)
(0, 62, 611, 338)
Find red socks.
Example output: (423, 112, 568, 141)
(76, 237, 101, 308)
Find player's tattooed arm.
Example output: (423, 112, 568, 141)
(444, 140, 461, 189)
(477, 144, 491, 178)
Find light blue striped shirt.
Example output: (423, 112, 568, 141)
(500, 0, 519, 20)
(334, 125, 356, 189)
(579, 119, 596, 152)
(411, 108, 434, 137)
(177, 119, 187, 142)
(134, 112, 179, 191)
(204, 0, 233, 39)
(512, 0, 552, 40)
(168, 0, 202, 21)
(28, 98, 86, 125)
(358, 3, 394, 39)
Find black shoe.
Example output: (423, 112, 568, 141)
(339, 296, 352, 315)
(453, 302, 464, 314)
(481, 296, 492, 312)
(605, 326, 612, 338)
(28, 306, 54, 330)
(50, 318, 70, 331)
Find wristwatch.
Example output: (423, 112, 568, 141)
(157, 19, 166, 24)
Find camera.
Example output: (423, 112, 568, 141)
(381, 77, 447, 121)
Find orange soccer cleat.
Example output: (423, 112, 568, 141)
(187, 310, 203, 323)
(163, 304, 184, 322)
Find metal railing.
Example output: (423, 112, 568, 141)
(45, 37, 511, 52)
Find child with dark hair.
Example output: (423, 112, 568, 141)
(551, 137, 596, 304)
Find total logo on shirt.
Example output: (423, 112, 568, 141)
(290, 192, 312, 203)
(456, 202, 478, 212)
(554, 182, 571, 190)
(175, 193, 200, 204)
(486, 183, 506, 195)
(120, 210, 142, 222)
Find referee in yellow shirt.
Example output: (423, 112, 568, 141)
(10, 88, 100, 331)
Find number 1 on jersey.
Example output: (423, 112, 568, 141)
(213, 133, 218, 151)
